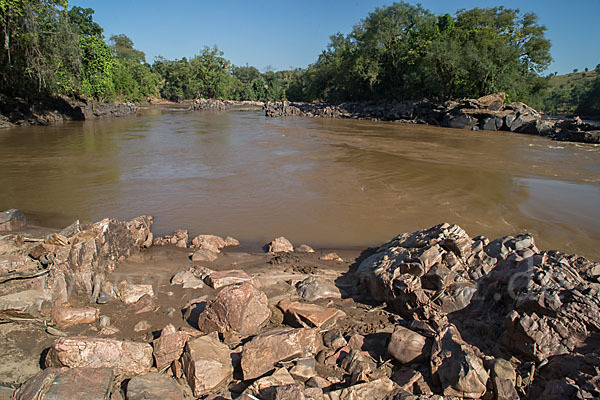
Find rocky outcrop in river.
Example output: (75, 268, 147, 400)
(265, 93, 600, 144)
(0, 96, 138, 129)
(1, 210, 599, 399)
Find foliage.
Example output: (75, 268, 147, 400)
(575, 74, 600, 116)
(79, 35, 114, 100)
(286, 2, 552, 104)
(67, 6, 102, 37)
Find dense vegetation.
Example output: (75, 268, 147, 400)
(0, 1, 597, 116)
(543, 67, 600, 116)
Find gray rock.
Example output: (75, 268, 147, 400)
(0, 209, 26, 231)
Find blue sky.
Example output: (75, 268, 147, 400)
(71, 0, 599, 75)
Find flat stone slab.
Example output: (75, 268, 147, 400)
(127, 372, 185, 400)
(14, 367, 113, 400)
(205, 269, 257, 289)
(278, 299, 346, 328)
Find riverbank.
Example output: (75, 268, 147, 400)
(0, 95, 138, 129)
(0, 209, 598, 398)
(265, 93, 600, 145)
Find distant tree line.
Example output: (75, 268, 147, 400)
(0, 1, 597, 116)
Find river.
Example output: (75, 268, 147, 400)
(1, 106, 599, 260)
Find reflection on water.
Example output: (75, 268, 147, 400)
(0, 107, 599, 260)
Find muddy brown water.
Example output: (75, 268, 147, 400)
(1, 106, 599, 260)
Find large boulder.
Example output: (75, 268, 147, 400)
(266, 237, 294, 253)
(51, 305, 99, 327)
(356, 223, 496, 319)
(387, 325, 427, 364)
(431, 324, 489, 398)
(45, 337, 153, 378)
(197, 282, 271, 336)
(0, 209, 26, 231)
(152, 324, 189, 370)
(241, 328, 322, 380)
(476, 92, 505, 111)
(50, 216, 153, 299)
(14, 367, 113, 400)
(181, 334, 233, 397)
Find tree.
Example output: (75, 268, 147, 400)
(67, 6, 102, 37)
(79, 35, 114, 100)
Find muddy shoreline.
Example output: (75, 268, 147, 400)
(1, 209, 599, 399)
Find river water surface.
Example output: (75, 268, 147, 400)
(1, 107, 599, 259)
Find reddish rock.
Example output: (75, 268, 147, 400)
(153, 324, 189, 370)
(181, 334, 233, 397)
(205, 269, 258, 289)
(191, 234, 226, 252)
(246, 368, 296, 398)
(431, 324, 489, 398)
(327, 378, 397, 399)
(296, 244, 315, 253)
(46, 337, 153, 378)
(277, 299, 346, 328)
(387, 326, 427, 364)
(197, 282, 271, 336)
(319, 252, 343, 262)
(126, 372, 185, 400)
(191, 248, 219, 262)
(52, 305, 99, 328)
(266, 237, 294, 253)
(241, 328, 322, 380)
(116, 281, 153, 304)
(0, 209, 26, 231)
(133, 294, 156, 314)
(13, 367, 113, 400)
(133, 320, 151, 332)
(224, 236, 240, 247)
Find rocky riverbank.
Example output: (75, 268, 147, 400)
(190, 98, 264, 112)
(0, 96, 138, 129)
(1, 209, 599, 399)
(265, 93, 600, 145)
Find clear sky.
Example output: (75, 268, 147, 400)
(71, 0, 599, 75)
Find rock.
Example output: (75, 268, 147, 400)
(493, 377, 519, 400)
(387, 326, 427, 364)
(126, 372, 185, 400)
(153, 324, 189, 370)
(295, 276, 342, 301)
(181, 334, 233, 397)
(489, 358, 516, 383)
(340, 349, 377, 384)
(430, 324, 489, 398)
(133, 293, 156, 314)
(197, 282, 271, 336)
(171, 270, 195, 285)
(477, 93, 505, 111)
(224, 236, 240, 247)
(204, 269, 257, 289)
(50, 216, 153, 299)
(182, 277, 205, 289)
(356, 223, 495, 320)
(327, 378, 396, 400)
(443, 113, 478, 129)
(296, 244, 315, 253)
(116, 281, 154, 304)
(0, 209, 26, 231)
(52, 305, 99, 327)
(191, 234, 226, 252)
(482, 117, 503, 131)
(241, 328, 322, 380)
(46, 336, 153, 378)
(13, 367, 113, 400)
(46, 326, 68, 337)
(157, 229, 188, 248)
(278, 299, 346, 328)
(322, 329, 347, 350)
(191, 248, 219, 262)
(289, 361, 317, 382)
(133, 320, 151, 332)
(319, 252, 343, 262)
(246, 368, 296, 398)
(99, 315, 110, 328)
(264, 384, 323, 400)
(391, 368, 427, 393)
(266, 237, 294, 253)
